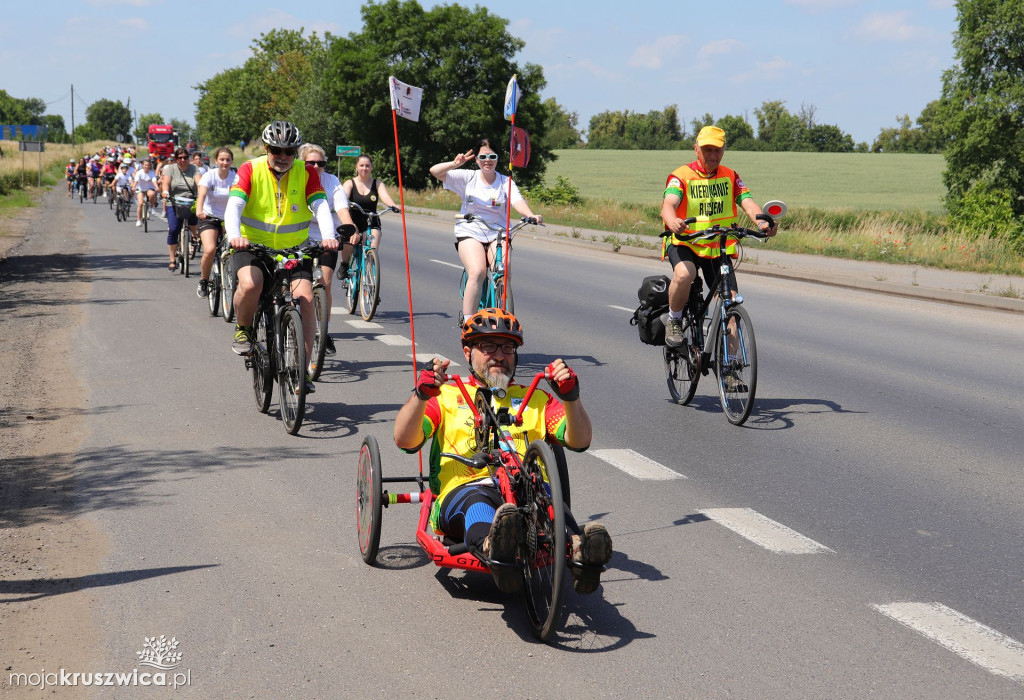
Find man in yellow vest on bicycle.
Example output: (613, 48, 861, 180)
(224, 120, 341, 393)
(661, 126, 777, 352)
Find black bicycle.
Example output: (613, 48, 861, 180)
(660, 215, 773, 426)
(203, 218, 225, 317)
(243, 241, 323, 435)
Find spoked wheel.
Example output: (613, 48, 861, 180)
(175, 241, 186, 275)
(356, 435, 383, 564)
(665, 316, 700, 405)
(714, 305, 757, 426)
(143, 201, 149, 232)
(277, 307, 307, 435)
(494, 275, 514, 314)
(343, 263, 359, 315)
(114, 201, 123, 222)
(521, 439, 567, 643)
(208, 262, 221, 317)
(359, 248, 380, 321)
(181, 234, 191, 278)
(190, 233, 200, 260)
(220, 249, 235, 322)
(251, 310, 274, 413)
(108, 188, 114, 210)
(310, 285, 329, 381)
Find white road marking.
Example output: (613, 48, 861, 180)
(407, 353, 460, 367)
(377, 335, 412, 347)
(590, 449, 684, 480)
(344, 319, 383, 330)
(608, 304, 636, 313)
(430, 258, 463, 269)
(873, 602, 1024, 682)
(698, 508, 833, 554)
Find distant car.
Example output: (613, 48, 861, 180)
(185, 140, 198, 154)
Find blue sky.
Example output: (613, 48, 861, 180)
(1, 0, 956, 146)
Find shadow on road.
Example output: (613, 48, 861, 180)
(0, 564, 217, 603)
(744, 397, 863, 430)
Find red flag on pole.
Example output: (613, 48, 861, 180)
(510, 126, 531, 168)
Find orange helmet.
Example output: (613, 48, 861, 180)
(462, 308, 523, 347)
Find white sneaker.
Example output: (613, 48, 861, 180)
(135, 220, 142, 227)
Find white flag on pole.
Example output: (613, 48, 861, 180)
(389, 76, 423, 122)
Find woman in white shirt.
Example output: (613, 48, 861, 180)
(429, 138, 542, 323)
(132, 159, 159, 227)
(298, 143, 358, 361)
(193, 147, 237, 298)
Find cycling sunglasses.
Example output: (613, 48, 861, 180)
(268, 146, 298, 157)
(305, 160, 326, 167)
(476, 153, 498, 161)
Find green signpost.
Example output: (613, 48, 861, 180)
(336, 145, 361, 157)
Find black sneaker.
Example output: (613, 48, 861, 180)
(324, 336, 336, 356)
(482, 503, 522, 593)
(665, 317, 684, 347)
(334, 260, 349, 281)
(196, 280, 209, 298)
(305, 373, 316, 394)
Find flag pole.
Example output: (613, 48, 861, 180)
(503, 112, 515, 312)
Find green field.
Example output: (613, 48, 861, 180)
(544, 150, 947, 214)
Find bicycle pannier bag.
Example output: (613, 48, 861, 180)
(637, 275, 670, 309)
(632, 304, 668, 345)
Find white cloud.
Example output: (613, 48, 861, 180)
(118, 17, 150, 32)
(730, 57, 793, 84)
(627, 34, 687, 70)
(853, 11, 931, 42)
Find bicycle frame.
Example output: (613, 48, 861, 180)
(455, 214, 538, 312)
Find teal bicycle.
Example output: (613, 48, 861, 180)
(337, 203, 399, 322)
(456, 214, 540, 324)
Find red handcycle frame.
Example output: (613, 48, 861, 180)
(356, 371, 571, 641)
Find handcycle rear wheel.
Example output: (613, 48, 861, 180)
(520, 439, 566, 643)
(359, 248, 380, 321)
(356, 435, 383, 564)
(714, 305, 757, 426)
(310, 285, 329, 381)
(277, 307, 307, 435)
(251, 310, 274, 413)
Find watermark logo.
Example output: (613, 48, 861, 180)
(136, 635, 183, 670)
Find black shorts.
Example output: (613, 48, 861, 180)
(231, 250, 314, 284)
(667, 244, 738, 293)
(317, 250, 338, 270)
(197, 218, 223, 236)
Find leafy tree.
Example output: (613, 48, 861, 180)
(939, 0, 1024, 234)
(807, 124, 854, 153)
(588, 106, 682, 150)
(321, 0, 550, 188)
(40, 115, 67, 142)
(542, 97, 581, 149)
(134, 113, 165, 143)
(171, 119, 193, 143)
(85, 99, 132, 141)
(0, 89, 32, 123)
(715, 114, 755, 148)
(754, 100, 809, 151)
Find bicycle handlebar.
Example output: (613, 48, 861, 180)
(455, 213, 542, 233)
(660, 214, 775, 243)
(443, 370, 549, 427)
(237, 241, 324, 263)
(348, 202, 400, 217)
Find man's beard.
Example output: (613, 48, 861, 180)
(472, 353, 514, 390)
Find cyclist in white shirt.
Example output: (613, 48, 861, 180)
(194, 147, 237, 298)
(429, 138, 542, 323)
(297, 143, 357, 366)
(112, 163, 134, 207)
(132, 159, 159, 227)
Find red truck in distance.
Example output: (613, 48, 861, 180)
(147, 124, 177, 159)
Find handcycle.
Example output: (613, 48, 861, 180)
(356, 370, 590, 642)
(337, 203, 399, 322)
(660, 212, 777, 426)
(309, 223, 359, 380)
(455, 214, 540, 323)
(242, 241, 324, 435)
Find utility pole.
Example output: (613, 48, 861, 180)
(70, 84, 76, 148)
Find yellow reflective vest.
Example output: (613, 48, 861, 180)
(665, 164, 744, 258)
(235, 156, 314, 248)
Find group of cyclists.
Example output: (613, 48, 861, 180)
(68, 118, 781, 607)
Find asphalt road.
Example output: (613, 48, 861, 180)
(27, 190, 1024, 697)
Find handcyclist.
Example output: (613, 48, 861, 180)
(429, 138, 542, 323)
(336, 154, 398, 280)
(296, 142, 357, 363)
(132, 158, 159, 227)
(393, 308, 612, 595)
(194, 147, 237, 298)
(224, 120, 342, 393)
(160, 147, 200, 272)
(661, 126, 777, 360)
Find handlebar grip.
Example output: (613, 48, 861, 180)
(455, 214, 475, 222)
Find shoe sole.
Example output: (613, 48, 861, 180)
(488, 504, 522, 592)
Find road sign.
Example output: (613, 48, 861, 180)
(19, 141, 44, 152)
(336, 145, 361, 157)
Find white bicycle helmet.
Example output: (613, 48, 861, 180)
(261, 120, 302, 148)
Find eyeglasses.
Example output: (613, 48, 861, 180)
(475, 341, 516, 354)
(476, 153, 498, 161)
(305, 161, 326, 167)
(268, 147, 297, 157)
(176, 155, 188, 161)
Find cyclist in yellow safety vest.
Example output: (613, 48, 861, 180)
(660, 125, 777, 353)
(224, 120, 343, 394)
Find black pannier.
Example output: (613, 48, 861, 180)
(637, 275, 670, 309)
(632, 305, 668, 345)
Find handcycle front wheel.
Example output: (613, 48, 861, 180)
(359, 248, 380, 321)
(277, 307, 307, 435)
(356, 435, 384, 565)
(715, 305, 757, 426)
(521, 439, 567, 643)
